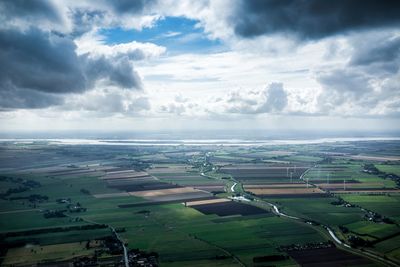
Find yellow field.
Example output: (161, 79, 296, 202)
(185, 198, 230, 206)
(129, 187, 199, 197)
(93, 192, 131, 198)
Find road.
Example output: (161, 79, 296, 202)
(231, 182, 237, 192)
(269, 202, 299, 220)
(299, 166, 313, 180)
(74, 216, 129, 267)
(327, 227, 351, 248)
(110, 226, 129, 267)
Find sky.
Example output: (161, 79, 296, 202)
(0, 0, 399, 135)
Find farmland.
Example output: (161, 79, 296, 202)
(189, 199, 268, 216)
(0, 139, 399, 266)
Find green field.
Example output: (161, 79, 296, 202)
(376, 164, 400, 176)
(3, 242, 97, 266)
(339, 194, 400, 220)
(1, 140, 400, 266)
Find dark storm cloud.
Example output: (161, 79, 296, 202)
(84, 55, 142, 90)
(0, 28, 143, 109)
(0, 86, 63, 110)
(0, 28, 86, 94)
(70, 9, 107, 37)
(233, 0, 400, 39)
(350, 36, 400, 73)
(105, 0, 156, 14)
(0, 0, 61, 23)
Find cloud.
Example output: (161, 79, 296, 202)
(161, 31, 182, 38)
(349, 35, 400, 73)
(67, 0, 160, 34)
(75, 32, 166, 59)
(104, 0, 156, 15)
(317, 69, 372, 98)
(207, 83, 289, 115)
(232, 0, 400, 40)
(1, 0, 161, 36)
(0, 0, 398, 124)
(0, 86, 63, 110)
(315, 33, 400, 116)
(0, 27, 163, 110)
(76, 32, 166, 91)
(317, 68, 400, 116)
(0, 0, 59, 21)
(258, 83, 288, 112)
(0, 28, 84, 109)
(0, 0, 169, 111)
(160, 103, 187, 115)
(63, 87, 151, 115)
(69, 9, 107, 37)
(0, 28, 85, 94)
(0, 0, 69, 32)
(83, 55, 142, 90)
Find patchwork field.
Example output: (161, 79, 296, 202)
(107, 179, 179, 192)
(245, 187, 325, 196)
(128, 187, 212, 202)
(1, 140, 399, 266)
(220, 165, 309, 184)
(148, 164, 227, 188)
(305, 163, 398, 193)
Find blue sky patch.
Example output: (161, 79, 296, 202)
(100, 16, 224, 54)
